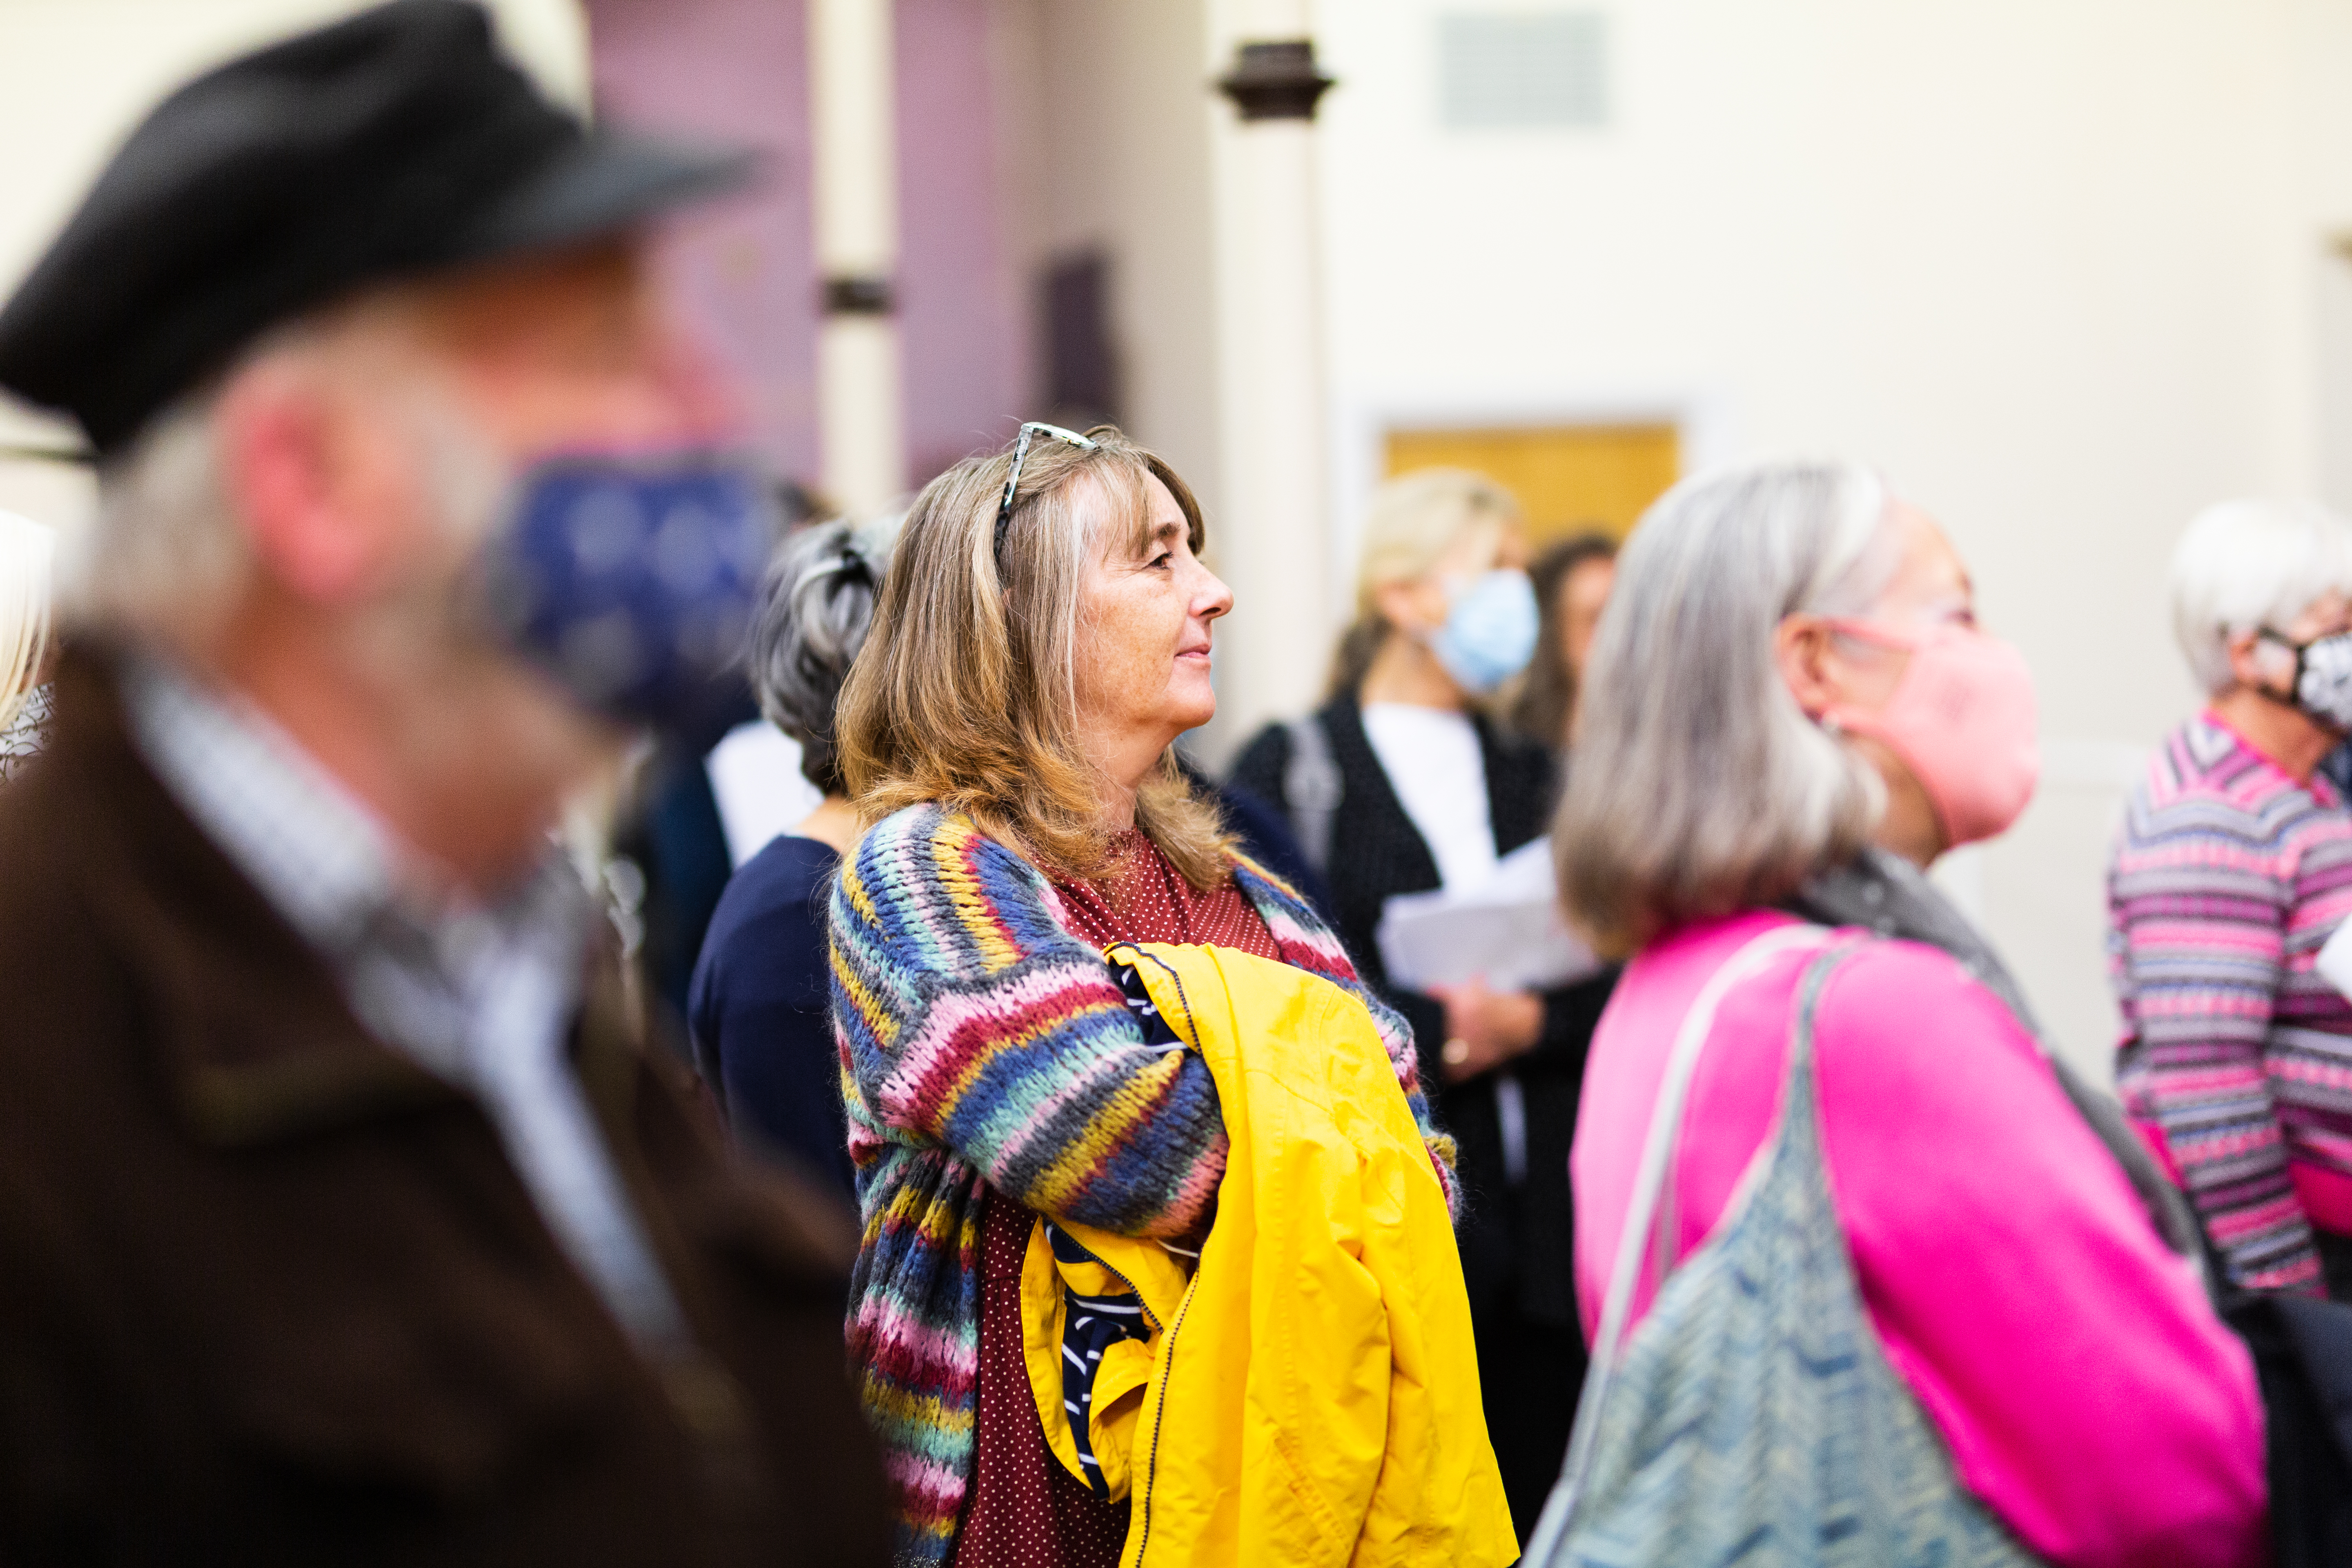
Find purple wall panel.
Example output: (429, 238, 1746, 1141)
(584, 0, 820, 484)
(895, 0, 1028, 484)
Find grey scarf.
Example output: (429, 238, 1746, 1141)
(1790, 845, 2202, 1262)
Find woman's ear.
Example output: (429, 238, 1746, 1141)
(2225, 628, 2286, 693)
(1372, 577, 1441, 636)
(1774, 613, 1838, 718)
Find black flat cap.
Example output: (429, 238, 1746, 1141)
(0, 0, 754, 456)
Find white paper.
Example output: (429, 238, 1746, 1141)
(1374, 835, 1600, 993)
(2317, 918, 2352, 1000)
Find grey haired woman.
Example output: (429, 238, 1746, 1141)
(686, 514, 896, 1194)
(1539, 461, 2261, 1566)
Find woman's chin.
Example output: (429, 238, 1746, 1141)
(1163, 667, 1216, 730)
(1163, 699, 1216, 736)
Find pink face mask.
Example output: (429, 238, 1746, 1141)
(1821, 620, 2041, 848)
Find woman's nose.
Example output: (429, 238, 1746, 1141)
(1196, 565, 1235, 621)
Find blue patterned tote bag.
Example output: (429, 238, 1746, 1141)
(1522, 928, 2044, 1568)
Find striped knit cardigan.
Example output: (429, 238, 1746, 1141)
(829, 804, 1458, 1564)
(2109, 712, 2352, 1293)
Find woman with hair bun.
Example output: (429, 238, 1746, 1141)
(689, 514, 897, 1198)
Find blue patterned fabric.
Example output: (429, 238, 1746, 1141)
(1532, 942, 2043, 1568)
(1043, 1220, 1152, 1499)
(481, 454, 766, 729)
(1050, 958, 1182, 1502)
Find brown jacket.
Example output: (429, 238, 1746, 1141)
(0, 655, 890, 1565)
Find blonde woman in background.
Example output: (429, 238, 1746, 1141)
(1229, 468, 1618, 1540)
(0, 510, 55, 784)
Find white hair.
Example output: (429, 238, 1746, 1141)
(2170, 499, 2352, 697)
(0, 510, 55, 728)
(748, 512, 901, 791)
(71, 388, 245, 641)
(1554, 460, 1901, 954)
(73, 299, 503, 644)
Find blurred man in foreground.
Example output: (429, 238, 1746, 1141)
(0, 2, 889, 1560)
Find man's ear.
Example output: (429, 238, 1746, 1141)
(215, 363, 386, 604)
(1774, 613, 1836, 718)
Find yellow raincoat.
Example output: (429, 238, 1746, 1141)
(1019, 940, 1518, 1568)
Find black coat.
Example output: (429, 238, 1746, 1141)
(0, 653, 892, 1565)
(1230, 696, 1614, 1329)
(689, 835, 856, 1201)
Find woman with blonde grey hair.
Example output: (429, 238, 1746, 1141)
(0, 510, 55, 784)
(2109, 499, 2352, 1301)
(825, 426, 1508, 1567)
(1231, 467, 1618, 1540)
(1537, 463, 2263, 1566)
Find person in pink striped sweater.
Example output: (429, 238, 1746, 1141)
(1556, 463, 2266, 1566)
(2109, 498, 2352, 1299)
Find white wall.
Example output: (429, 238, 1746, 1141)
(992, 0, 1372, 765)
(0, 0, 588, 533)
(995, 0, 1332, 762)
(990, 0, 1222, 506)
(1312, 0, 2352, 1080)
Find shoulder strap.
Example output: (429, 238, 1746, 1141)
(1281, 715, 1343, 874)
(1526, 921, 1838, 1560)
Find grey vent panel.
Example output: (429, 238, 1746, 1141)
(1439, 11, 1609, 129)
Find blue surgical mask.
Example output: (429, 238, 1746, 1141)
(1429, 567, 1539, 695)
(477, 452, 769, 733)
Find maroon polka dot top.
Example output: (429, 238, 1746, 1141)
(950, 831, 1274, 1568)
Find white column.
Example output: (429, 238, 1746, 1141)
(808, 0, 905, 514)
(1207, 7, 1335, 753)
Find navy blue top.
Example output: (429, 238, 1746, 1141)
(686, 833, 856, 1200)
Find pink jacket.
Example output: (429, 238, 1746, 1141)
(1572, 910, 2268, 1568)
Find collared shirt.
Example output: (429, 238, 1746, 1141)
(1358, 702, 1498, 893)
(120, 654, 686, 1347)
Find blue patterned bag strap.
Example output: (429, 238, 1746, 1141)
(1526, 920, 1840, 1560)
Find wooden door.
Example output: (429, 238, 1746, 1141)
(1383, 423, 1679, 542)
